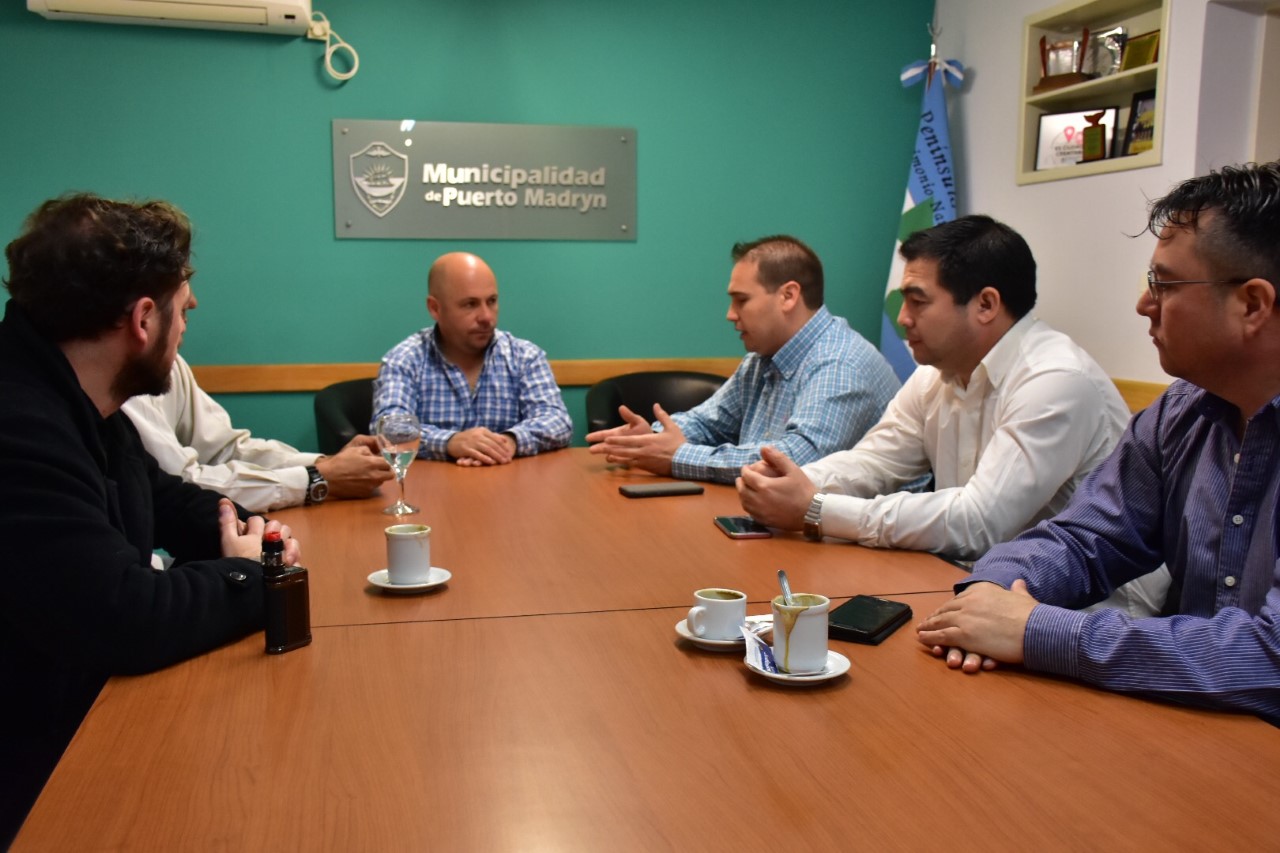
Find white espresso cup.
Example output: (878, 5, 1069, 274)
(687, 588, 747, 641)
(385, 524, 432, 584)
(772, 593, 831, 674)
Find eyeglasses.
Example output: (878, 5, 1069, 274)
(1146, 269, 1249, 302)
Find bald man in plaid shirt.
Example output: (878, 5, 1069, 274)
(373, 253, 571, 466)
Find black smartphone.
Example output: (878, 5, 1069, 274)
(619, 482, 705, 498)
(713, 515, 773, 539)
(827, 595, 912, 645)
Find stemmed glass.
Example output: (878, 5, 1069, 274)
(375, 412, 421, 516)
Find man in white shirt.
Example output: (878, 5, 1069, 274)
(124, 355, 392, 513)
(737, 215, 1167, 612)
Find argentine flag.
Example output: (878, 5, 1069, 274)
(880, 50, 965, 382)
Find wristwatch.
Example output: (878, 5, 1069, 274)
(803, 492, 826, 541)
(304, 464, 329, 505)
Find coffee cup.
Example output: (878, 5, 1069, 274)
(771, 593, 830, 673)
(687, 588, 747, 641)
(385, 524, 431, 584)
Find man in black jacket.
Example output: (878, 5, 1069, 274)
(0, 194, 303, 845)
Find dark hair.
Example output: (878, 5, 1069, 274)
(731, 235, 824, 310)
(1146, 161, 1280, 286)
(4, 193, 193, 342)
(899, 214, 1037, 319)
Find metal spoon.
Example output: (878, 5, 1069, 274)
(777, 569, 795, 606)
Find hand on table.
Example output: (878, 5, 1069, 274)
(915, 580, 1039, 673)
(734, 445, 814, 531)
(585, 404, 683, 476)
(218, 498, 301, 564)
(316, 436, 394, 498)
(447, 427, 516, 466)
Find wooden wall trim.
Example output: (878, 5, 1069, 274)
(191, 360, 1171, 413)
(1113, 378, 1168, 414)
(191, 358, 744, 394)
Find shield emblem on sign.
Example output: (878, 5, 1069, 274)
(350, 142, 409, 218)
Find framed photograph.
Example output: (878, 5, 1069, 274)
(1120, 30, 1160, 71)
(1036, 107, 1119, 170)
(1122, 89, 1157, 156)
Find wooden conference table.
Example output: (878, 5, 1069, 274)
(16, 450, 1280, 850)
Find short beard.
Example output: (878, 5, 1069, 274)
(112, 300, 175, 400)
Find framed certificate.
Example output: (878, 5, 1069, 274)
(1120, 30, 1160, 71)
(1035, 107, 1118, 170)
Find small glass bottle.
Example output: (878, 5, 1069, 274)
(262, 529, 312, 654)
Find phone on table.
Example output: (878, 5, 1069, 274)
(827, 595, 913, 645)
(713, 515, 773, 539)
(619, 482, 705, 498)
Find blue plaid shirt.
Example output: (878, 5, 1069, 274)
(666, 306, 900, 483)
(372, 327, 572, 460)
(968, 381, 1280, 722)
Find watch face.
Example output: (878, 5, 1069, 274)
(310, 482, 329, 502)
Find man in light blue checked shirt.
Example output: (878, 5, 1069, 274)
(372, 252, 571, 466)
(586, 235, 899, 484)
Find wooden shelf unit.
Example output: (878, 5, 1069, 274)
(1017, 0, 1170, 185)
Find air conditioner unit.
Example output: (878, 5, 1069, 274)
(28, 0, 312, 36)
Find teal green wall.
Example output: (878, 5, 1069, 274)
(0, 0, 932, 448)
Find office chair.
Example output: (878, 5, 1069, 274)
(314, 378, 374, 455)
(585, 371, 726, 433)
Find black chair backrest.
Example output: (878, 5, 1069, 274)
(314, 378, 374, 455)
(585, 371, 726, 433)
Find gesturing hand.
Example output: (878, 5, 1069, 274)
(584, 404, 652, 447)
(587, 404, 684, 476)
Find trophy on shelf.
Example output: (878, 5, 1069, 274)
(1079, 110, 1107, 162)
(1034, 27, 1091, 94)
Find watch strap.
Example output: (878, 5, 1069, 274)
(304, 464, 329, 505)
(803, 492, 826, 541)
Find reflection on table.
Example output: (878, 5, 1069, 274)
(16, 449, 1280, 849)
(275, 449, 965, 627)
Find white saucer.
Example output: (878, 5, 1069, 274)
(745, 650, 850, 684)
(675, 614, 772, 651)
(367, 567, 451, 593)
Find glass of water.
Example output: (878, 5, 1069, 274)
(375, 412, 422, 516)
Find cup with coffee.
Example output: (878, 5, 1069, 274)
(771, 593, 830, 673)
(385, 523, 432, 585)
(687, 588, 747, 641)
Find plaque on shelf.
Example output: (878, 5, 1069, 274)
(1036, 107, 1118, 170)
(1120, 30, 1160, 71)
(1122, 89, 1157, 156)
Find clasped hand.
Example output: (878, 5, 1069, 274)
(585, 404, 684, 476)
(316, 434, 394, 497)
(915, 580, 1039, 673)
(734, 445, 814, 530)
(218, 498, 302, 564)
(447, 427, 517, 467)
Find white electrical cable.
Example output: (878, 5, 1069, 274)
(309, 11, 358, 81)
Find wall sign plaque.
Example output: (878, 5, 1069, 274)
(332, 119, 637, 241)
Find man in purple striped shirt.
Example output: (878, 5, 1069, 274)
(917, 161, 1280, 722)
